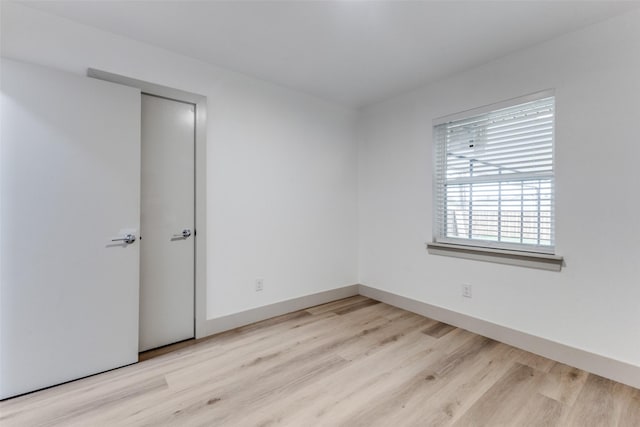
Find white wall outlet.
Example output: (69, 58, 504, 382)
(255, 278, 264, 292)
(462, 284, 472, 298)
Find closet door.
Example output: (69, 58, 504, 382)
(0, 59, 141, 399)
(138, 94, 195, 352)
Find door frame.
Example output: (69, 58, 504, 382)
(87, 68, 208, 339)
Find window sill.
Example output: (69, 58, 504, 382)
(426, 242, 563, 271)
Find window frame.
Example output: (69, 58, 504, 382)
(432, 90, 558, 258)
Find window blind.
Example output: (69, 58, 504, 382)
(434, 95, 555, 253)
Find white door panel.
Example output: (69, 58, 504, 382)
(0, 59, 141, 399)
(139, 94, 194, 352)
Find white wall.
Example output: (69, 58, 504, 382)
(358, 9, 640, 367)
(0, 2, 358, 320)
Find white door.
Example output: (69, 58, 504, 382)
(0, 59, 141, 399)
(139, 94, 195, 352)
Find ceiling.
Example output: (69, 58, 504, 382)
(18, 1, 640, 108)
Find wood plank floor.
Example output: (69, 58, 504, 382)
(1, 296, 638, 426)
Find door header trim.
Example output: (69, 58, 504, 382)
(87, 68, 206, 105)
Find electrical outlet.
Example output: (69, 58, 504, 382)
(462, 284, 472, 298)
(255, 279, 264, 292)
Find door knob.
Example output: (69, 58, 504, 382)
(111, 233, 136, 244)
(173, 229, 192, 239)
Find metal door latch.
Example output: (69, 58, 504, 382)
(173, 229, 192, 239)
(111, 234, 136, 244)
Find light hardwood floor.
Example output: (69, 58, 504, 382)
(1, 296, 639, 426)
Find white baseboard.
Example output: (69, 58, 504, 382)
(359, 284, 640, 390)
(199, 285, 360, 338)
(196, 283, 639, 390)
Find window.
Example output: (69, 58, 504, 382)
(433, 92, 555, 254)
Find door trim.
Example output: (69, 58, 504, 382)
(87, 68, 208, 339)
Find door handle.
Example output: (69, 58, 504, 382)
(112, 233, 136, 244)
(173, 229, 192, 239)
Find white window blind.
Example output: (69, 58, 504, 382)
(434, 94, 555, 254)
